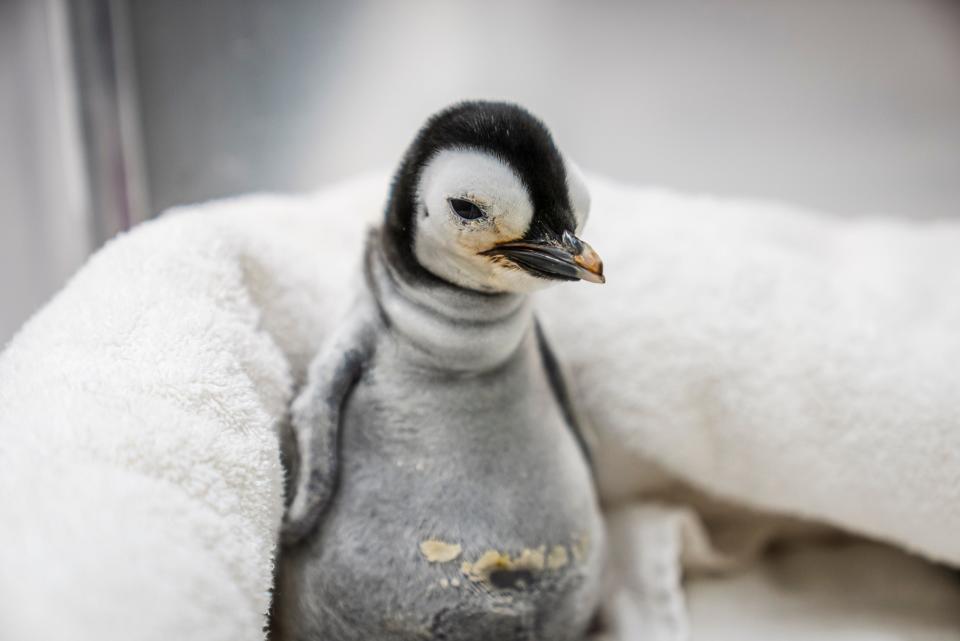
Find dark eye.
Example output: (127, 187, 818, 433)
(449, 198, 485, 220)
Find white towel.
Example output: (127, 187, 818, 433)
(537, 178, 960, 564)
(0, 180, 380, 641)
(1, 174, 958, 640)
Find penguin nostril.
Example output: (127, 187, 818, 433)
(488, 568, 536, 590)
(562, 230, 583, 254)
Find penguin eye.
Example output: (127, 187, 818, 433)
(448, 198, 485, 221)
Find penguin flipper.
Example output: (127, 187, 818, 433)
(534, 318, 595, 469)
(281, 306, 376, 546)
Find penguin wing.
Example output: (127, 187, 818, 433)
(281, 304, 378, 545)
(534, 318, 596, 469)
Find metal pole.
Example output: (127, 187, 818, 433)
(67, 0, 149, 243)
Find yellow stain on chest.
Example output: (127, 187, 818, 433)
(571, 533, 590, 563)
(422, 535, 587, 587)
(546, 544, 569, 569)
(419, 539, 463, 563)
(461, 545, 561, 584)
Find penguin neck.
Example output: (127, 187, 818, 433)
(366, 230, 533, 373)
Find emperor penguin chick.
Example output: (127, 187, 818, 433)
(276, 101, 607, 641)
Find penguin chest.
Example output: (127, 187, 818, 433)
(310, 338, 605, 640)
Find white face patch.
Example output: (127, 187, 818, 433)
(414, 148, 548, 293)
(412, 147, 595, 294)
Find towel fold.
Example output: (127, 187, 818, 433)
(536, 178, 960, 566)
(1, 173, 958, 640)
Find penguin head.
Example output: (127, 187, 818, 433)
(384, 101, 604, 294)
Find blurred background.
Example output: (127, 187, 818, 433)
(2, 0, 959, 344)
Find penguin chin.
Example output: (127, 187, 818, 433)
(440, 265, 555, 295)
(439, 264, 555, 295)
(413, 240, 549, 294)
(481, 266, 558, 294)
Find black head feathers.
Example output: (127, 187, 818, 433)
(383, 101, 575, 282)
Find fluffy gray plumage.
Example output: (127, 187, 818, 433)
(274, 102, 606, 641)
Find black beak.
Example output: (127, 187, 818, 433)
(482, 230, 605, 284)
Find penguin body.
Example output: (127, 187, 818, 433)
(276, 102, 606, 641)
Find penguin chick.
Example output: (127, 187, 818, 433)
(275, 101, 606, 641)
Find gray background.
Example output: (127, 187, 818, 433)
(2, 0, 959, 344)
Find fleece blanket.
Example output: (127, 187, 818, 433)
(1, 173, 958, 640)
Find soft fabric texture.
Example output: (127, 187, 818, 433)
(1, 173, 958, 640)
(535, 180, 960, 563)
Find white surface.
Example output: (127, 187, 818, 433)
(600, 505, 960, 641)
(2, 174, 959, 639)
(688, 540, 960, 641)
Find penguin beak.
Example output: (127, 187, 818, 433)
(482, 230, 605, 284)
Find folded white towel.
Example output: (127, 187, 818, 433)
(537, 178, 960, 565)
(0, 179, 382, 640)
(1, 173, 957, 640)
